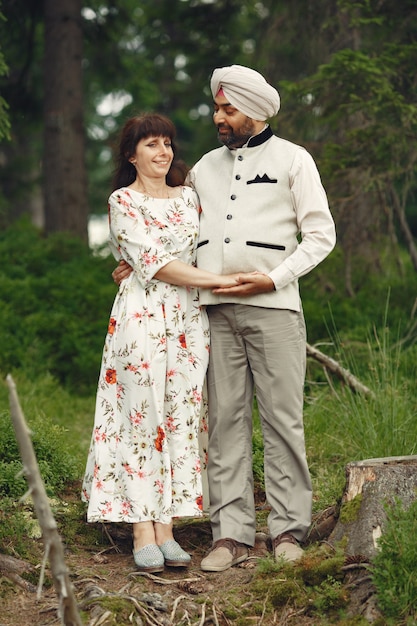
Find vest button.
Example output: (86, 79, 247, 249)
(235, 174, 241, 180)
(226, 214, 232, 220)
(224, 237, 230, 243)
(238, 155, 243, 161)
(231, 194, 236, 200)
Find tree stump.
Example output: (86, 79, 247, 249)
(329, 455, 417, 560)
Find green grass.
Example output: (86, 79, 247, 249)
(371, 499, 417, 624)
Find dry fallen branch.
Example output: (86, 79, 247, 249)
(129, 570, 205, 585)
(306, 342, 374, 397)
(6, 373, 82, 626)
(0, 553, 37, 592)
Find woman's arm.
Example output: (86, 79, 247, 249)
(112, 259, 241, 289)
(154, 259, 239, 289)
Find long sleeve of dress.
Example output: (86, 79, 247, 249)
(108, 188, 179, 288)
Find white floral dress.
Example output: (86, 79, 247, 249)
(82, 186, 209, 524)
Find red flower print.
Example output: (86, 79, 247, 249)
(108, 317, 116, 335)
(129, 410, 144, 425)
(155, 425, 165, 452)
(165, 415, 176, 432)
(155, 479, 164, 494)
(192, 389, 202, 403)
(121, 500, 132, 515)
(101, 501, 113, 515)
(122, 462, 134, 475)
(179, 333, 187, 349)
(105, 368, 117, 384)
(196, 495, 203, 511)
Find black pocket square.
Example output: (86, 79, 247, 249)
(247, 173, 278, 185)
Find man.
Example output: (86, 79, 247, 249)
(114, 64, 336, 572)
(188, 65, 335, 572)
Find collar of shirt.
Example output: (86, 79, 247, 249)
(230, 124, 273, 150)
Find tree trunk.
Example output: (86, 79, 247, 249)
(329, 456, 417, 560)
(43, 0, 88, 241)
(390, 184, 417, 272)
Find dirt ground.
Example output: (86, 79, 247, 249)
(0, 487, 378, 626)
(1, 519, 281, 626)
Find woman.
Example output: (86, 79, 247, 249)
(82, 113, 239, 573)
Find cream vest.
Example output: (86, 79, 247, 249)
(191, 133, 305, 310)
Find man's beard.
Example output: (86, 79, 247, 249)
(217, 119, 256, 149)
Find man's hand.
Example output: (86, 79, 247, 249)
(112, 259, 133, 286)
(212, 272, 275, 296)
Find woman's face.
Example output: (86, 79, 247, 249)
(130, 135, 174, 179)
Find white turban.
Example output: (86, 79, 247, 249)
(210, 65, 280, 121)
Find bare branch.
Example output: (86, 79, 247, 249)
(306, 342, 374, 398)
(6, 374, 83, 626)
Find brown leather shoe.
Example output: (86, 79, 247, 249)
(273, 533, 304, 563)
(201, 538, 249, 572)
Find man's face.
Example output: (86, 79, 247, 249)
(213, 94, 258, 149)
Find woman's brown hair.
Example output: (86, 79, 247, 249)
(112, 113, 188, 191)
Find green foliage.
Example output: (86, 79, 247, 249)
(252, 400, 264, 486)
(0, 219, 116, 393)
(0, 499, 40, 558)
(371, 499, 417, 625)
(303, 294, 417, 518)
(300, 241, 417, 346)
(322, 326, 417, 461)
(0, 407, 78, 499)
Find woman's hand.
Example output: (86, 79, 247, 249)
(217, 274, 242, 288)
(213, 272, 275, 296)
(112, 260, 133, 285)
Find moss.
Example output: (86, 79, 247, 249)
(310, 576, 348, 615)
(270, 578, 306, 608)
(301, 555, 345, 586)
(336, 618, 371, 625)
(339, 494, 363, 524)
(91, 596, 133, 622)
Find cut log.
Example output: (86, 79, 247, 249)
(329, 456, 417, 560)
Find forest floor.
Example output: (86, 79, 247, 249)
(0, 483, 378, 626)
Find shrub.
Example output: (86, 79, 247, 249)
(371, 499, 417, 624)
(0, 408, 79, 498)
(0, 219, 116, 394)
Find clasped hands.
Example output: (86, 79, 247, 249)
(112, 260, 275, 296)
(213, 271, 275, 295)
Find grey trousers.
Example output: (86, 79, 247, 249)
(206, 304, 312, 547)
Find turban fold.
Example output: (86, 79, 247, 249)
(210, 65, 280, 120)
